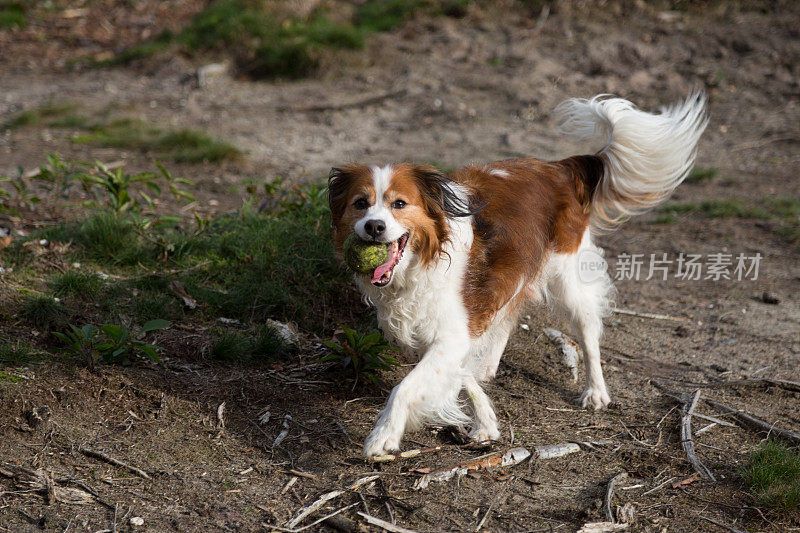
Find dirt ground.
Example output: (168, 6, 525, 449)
(2, 1, 800, 532)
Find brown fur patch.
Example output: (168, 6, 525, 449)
(458, 156, 602, 336)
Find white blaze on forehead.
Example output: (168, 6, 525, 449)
(371, 165, 393, 199)
(353, 164, 407, 242)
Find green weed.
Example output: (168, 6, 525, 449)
(106, 0, 469, 78)
(210, 325, 289, 363)
(73, 118, 240, 163)
(43, 211, 149, 265)
(0, 342, 39, 365)
(686, 166, 718, 183)
(20, 294, 67, 329)
(322, 327, 399, 386)
(660, 199, 768, 219)
(4, 102, 78, 129)
(0, 2, 25, 29)
(740, 440, 800, 515)
(49, 271, 104, 299)
(54, 319, 170, 369)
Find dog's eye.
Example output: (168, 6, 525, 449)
(392, 200, 407, 209)
(353, 198, 368, 210)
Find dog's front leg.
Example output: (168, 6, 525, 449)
(363, 333, 470, 458)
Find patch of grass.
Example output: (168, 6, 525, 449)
(355, 0, 469, 32)
(654, 212, 677, 224)
(107, 0, 470, 79)
(43, 211, 150, 266)
(73, 118, 240, 163)
(740, 440, 800, 515)
(49, 271, 104, 299)
(660, 199, 769, 219)
(20, 294, 67, 329)
(5, 104, 238, 163)
(0, 342, 39, 365)
(0, 2, 26, 30)
(210, 325, 289, 363)
(4, 102, 78, 129)
(132, 290, 182, 323)
(685, 166, 718, 183)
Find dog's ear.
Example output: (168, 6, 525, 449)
(410, 166, 480, 265)
(412, 166, 478, 219)
(328, 167, 353, 225)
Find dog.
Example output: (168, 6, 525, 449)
(328, 92, 708, 457)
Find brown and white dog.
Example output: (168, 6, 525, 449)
(328, 92, 707, 457)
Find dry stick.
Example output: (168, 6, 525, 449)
(78, 447, 150, 480)
(357, 512, 418, 533)
(705, 399, 800, 445)
(611, 307, 690, 322)
(372, 446, 444, 463)
(681, 390, 716, 481)
(698, 515, 747, 533)
(690, 377, 800, 394)
(604, 473, 627, 523)
(286, 475, 379, 529)
(277, 89, 407, 113)
(641, 476, 676, 496)
(475, 478, 511, 532)
(414, 447, 531, 490)
(268, 502, 360, 533)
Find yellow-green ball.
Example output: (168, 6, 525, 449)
(343, 234, 389, 274)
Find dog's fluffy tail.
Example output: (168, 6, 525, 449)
(557, 91, 708, 231)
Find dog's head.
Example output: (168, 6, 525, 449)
(328, 164, 475, 287)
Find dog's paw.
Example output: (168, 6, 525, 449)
(579, 386, 611, 410)
(363, 425, 402, 458)
(469, 424, 501, 443)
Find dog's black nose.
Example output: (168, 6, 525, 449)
(364, 219, 386, 239)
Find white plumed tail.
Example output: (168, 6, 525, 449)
(556, 91, 708, 231)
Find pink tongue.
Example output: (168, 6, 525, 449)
(371, 242, 398, 283)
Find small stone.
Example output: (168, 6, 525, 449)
(760, 291, 779, 305)
(130, 517, 144, 526)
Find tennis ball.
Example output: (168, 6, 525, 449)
(343, 234, 389, 274)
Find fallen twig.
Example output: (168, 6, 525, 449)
(605, 473, 627, 522)
(373, 446, 444, 463)
(612, 307, 690, 322)
(286, 475, 379, 528)
(681, 390, 716, 481)
(357, 511, 417, 533)
(543, 328, 580, 383)
(705, 399, 800, 444)
(534, 442, 581, 459)
(414, 447, 530, 490)
(268, 502, 360, 533)
(277, 89, 407, 113)
(78, 447, 151, 480)
(578, 522, 629, 532)
(475, 478, 511, 532)
(698, 515, 747, 533)
(0, 466, 94, 505)
(641, 476, 675, 496)
(687, 377, 800, 394)
(273, 414, 292, 448)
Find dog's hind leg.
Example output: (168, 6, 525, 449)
(546, 236, 614, 409)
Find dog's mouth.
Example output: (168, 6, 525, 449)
(370, 233, 409, 287)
